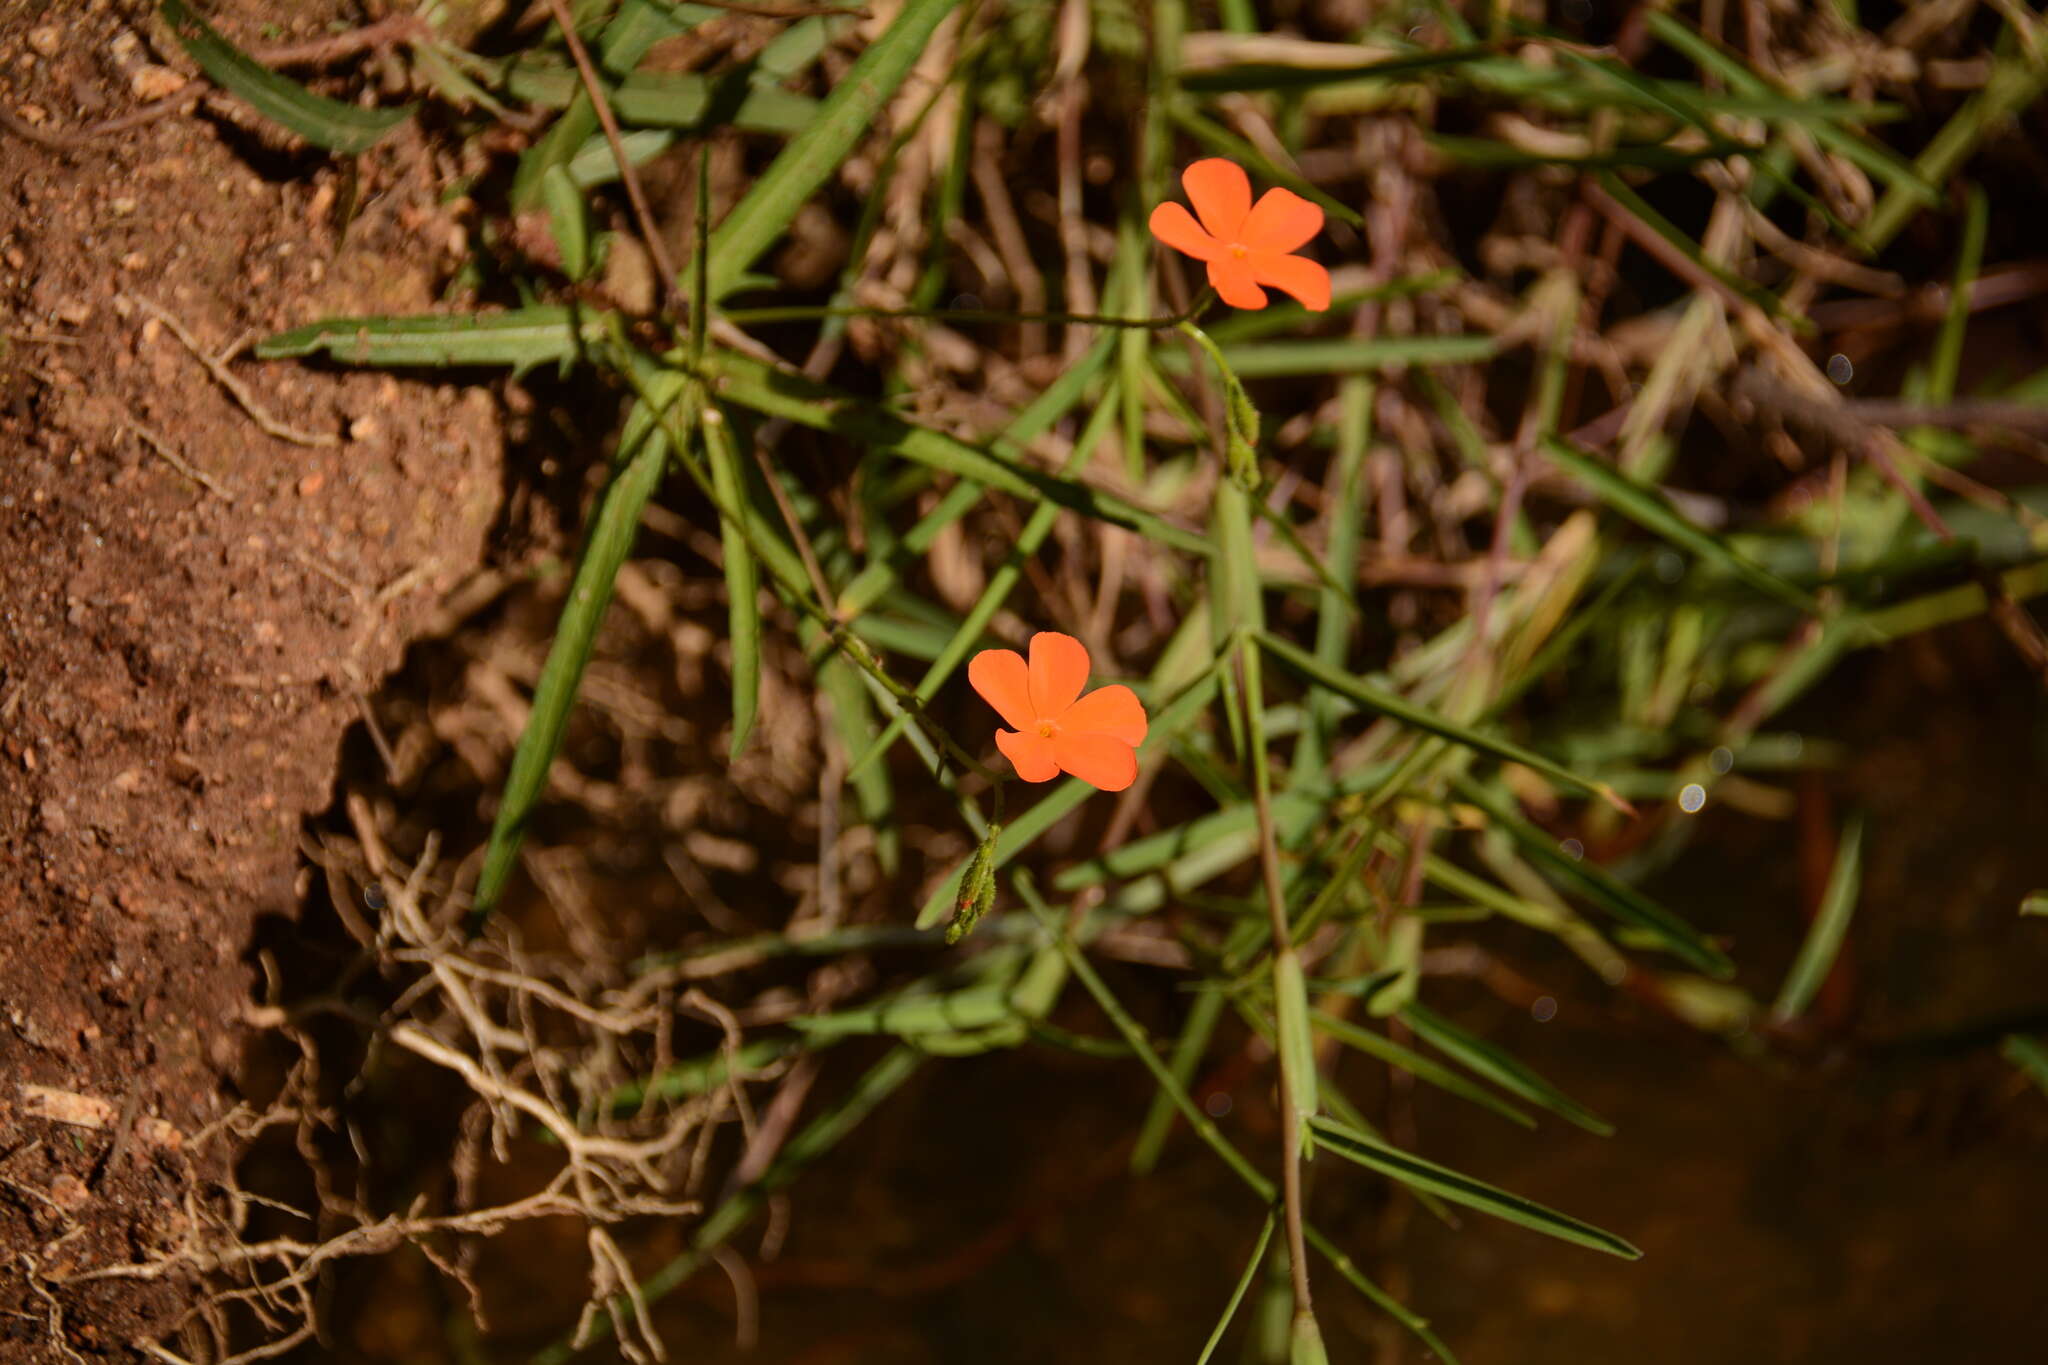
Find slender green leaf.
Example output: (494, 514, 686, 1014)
(1642, 11, 1938, 208)
(1541, 436, 1817, 614)
(1452, 775, 1733, 977)
(503, 59, 818, 133)
(1926, 185, 1987, 407)
(701, 406, 761, 758)
(255, 307, 608, 373)
(160, 0, 413, 154)
(790, 985, 1017, 1039)
(1196, 1213, 1278, 1365)
(606, 1037, 796, 1114)
(566, 128, 674, 190)
(1132, 987, 1227, 1176)
(1026, 881, 1458, 1361)
(712, 357, 1209, 555)
(1864, 39, 2048, 253)
(833, 335, 1116, 618)
(705, 0, 963, 300)
(1314, 1010, 1533, 1128)
(1309, 1117, 1640, 1259)
(1255, 630, 1617, 805)
(1274, 948, 1320, 1131)
(1400, 1002, 1614, 1136)
(1771, 814, 1863, 1022)
(1594, 173, 1790, 321)
(1154, 334, 1495, 378)
(471, 386, 687, 921)
(540, 165, 593, 281)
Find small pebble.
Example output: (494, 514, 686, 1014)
(27, 26, 61, 57)
(49, 1174, 90, 1211)
(129, 65, 187, 100)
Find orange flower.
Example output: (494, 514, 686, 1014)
(968, 632, 1149, 792)
(1148, 159, 1330, 312)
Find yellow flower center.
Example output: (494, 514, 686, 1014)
(1036, 720, 1057, 739)
(1228, 242, 1249, 258)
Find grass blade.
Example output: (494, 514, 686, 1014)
(1274, 948, 1320, 1133)
(1131, 987, 1227, 1176)
(1771, 813, 1864, 1022)
(1153, 335, 1496, 378)
(1541, 435, 1817, 614)
(540, 164, 593, 281)
(1196, 1212, 1279, 1365)
(1399, 1002, 1614, 1136)
(471, 386, 687, 921)
(256, 307, 607, 373)
(1254, 630, 1619, 806)
(701, 406, 761, 758)
(1293, 375, 1370, 783)
(1451, 775, 1733, 977)
(566, 127, 673, 190)
(833, 335, 1116, 618)
(1024, 880, 1459, 1362)
(713, 358, 1208, 555)
(161, 0, 413, 154)
(1313, 1010, 1533, 1128)
(503, 60, 818, 133)
(705, 0, 962, 300)
(1308, 1116, 1640, 1259)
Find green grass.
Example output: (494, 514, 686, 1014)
(206, 0, 2048, 1358)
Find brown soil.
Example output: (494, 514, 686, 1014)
(0, 3, 501, 1358)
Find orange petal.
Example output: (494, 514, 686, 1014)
(1246, 251, 1331, 312)
(1183, 159, 1251, 242)
(1058, 684, 1148, 745)
(1054, 732, 1139, 791)
(1240, 187, 1325, 254)
(991, 732, 1056, 785)
(1027, 631, 1090, 719)
(1148, 202, 1223, 262)
(995, 728, 1060, 783)
(969, 648, 1037, 730)
(1207, 255, 1269, 311)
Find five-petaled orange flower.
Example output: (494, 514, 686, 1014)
(1148, 158, 1330, 313)
(969, 632, 1149, 792)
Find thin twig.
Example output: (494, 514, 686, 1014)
(131, 422, 236, 501)
(542, 0, 686, 319)
(124, 294, 337, 446)
(245, 14, 428, 66)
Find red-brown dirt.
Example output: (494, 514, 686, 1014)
(1, 3, 501, 1357)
